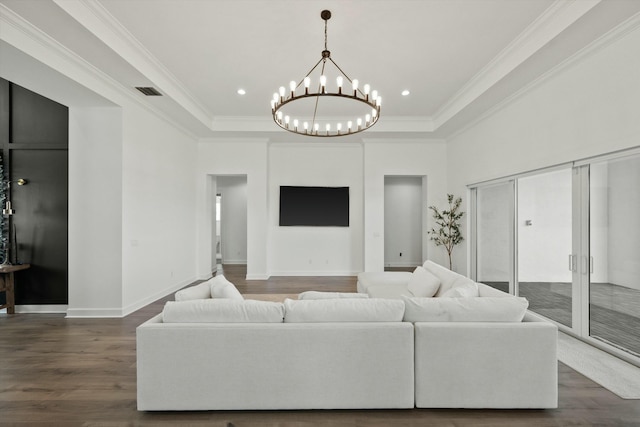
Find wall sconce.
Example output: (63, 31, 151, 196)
(2, 179, 27, 216)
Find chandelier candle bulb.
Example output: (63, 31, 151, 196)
(336, 76, 343, 94)
(277, 111, 283, 121)
(290, 80, 296, 96)
(366, 114, 371, 124)
(320, 75, 327, 93)
(364, 84, 370, 100)
(372, 90, 378, 101)
(279, 86, 285, 102)
(293, 119, 299, 130)
(304, 77, 311, 94)
(357, 117, 362, 130)
(337, 123, 342, 134)
(376, 96, 382, 107)
(348, 120, 353, 131)
(352, 79, 359, 96)
(314, 123, 319, 134)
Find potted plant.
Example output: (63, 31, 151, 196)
(428, 194, 464, 270)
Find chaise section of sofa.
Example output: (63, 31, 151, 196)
(413, 311, 557, 409)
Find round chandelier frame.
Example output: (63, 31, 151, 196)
(271, 10, 381, 137)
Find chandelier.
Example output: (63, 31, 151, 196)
(271, 10, 381, 137)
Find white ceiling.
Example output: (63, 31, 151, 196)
(1, 0, 640, 140)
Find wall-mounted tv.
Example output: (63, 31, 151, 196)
(279, 186, 349, 227)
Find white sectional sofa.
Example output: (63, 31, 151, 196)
(137, 264, 558, 411)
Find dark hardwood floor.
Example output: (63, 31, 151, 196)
(1, 265, 639, 426)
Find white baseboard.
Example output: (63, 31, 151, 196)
(385, 261, 421, 267)
(65, 307, 124, 318)
(13, 304, 68, 314)
(222, 259, 247, 265)
(268, 271, 359, 277)
(65, 276, 198, 318)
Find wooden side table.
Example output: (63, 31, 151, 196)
(0, 264, 30, 314)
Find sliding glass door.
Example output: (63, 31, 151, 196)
(589, 155, 640, 357)
(517, 169, 573, 328)
(470, 149, 640, 363)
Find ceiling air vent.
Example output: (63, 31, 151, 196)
(135, 86, 162, 96)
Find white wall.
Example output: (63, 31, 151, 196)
(2, 21, 199, 316)
(448, 21, 640, 276)
(121, 103, 198, 315)
(217, 176, 248, 264)
(269, 143, 363, 276)
(364, 140, 448, 271)
(68, 107, 123, 316)
(384, 176, 423, 267)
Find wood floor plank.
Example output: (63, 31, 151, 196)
(1, 264, 639, 426)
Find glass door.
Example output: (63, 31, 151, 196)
(589, 156, 640, 357)
(517, 168, 574, 328)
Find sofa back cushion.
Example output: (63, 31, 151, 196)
(162, 299, 284, 323)
(209, 275, 244, 300)
(284, 298, 405, 323)
(174, 281, 211, 301)
(298, 291, 369, 300)
(439, 281, 479, 298)
(402, 296, 529, 322)
(423, 260, 476, 297)
(407, 266, 441, 297)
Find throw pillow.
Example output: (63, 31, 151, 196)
(209, 275, 244, 300)
(174, 281, 211, 301)
(439, 281, 479, 298)
(407, 266, 441, 297)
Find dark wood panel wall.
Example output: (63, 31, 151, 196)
(0, 78, 69, 306)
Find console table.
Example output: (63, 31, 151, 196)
(0, 264, 30, 314)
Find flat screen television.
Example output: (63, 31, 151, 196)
(279, 186, 349, 227)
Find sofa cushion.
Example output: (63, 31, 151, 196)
(423, 260, 476, 297)
(209, 275, 244, 300)
(283, 298, 405, 323)
(402, 296, 529, 322)
(439, 281, 479, 298)
(174, 281, 211, 301)
(162, 299, 284, 323)
(298, 291, 369, 300)
(407, 266, 441, 297)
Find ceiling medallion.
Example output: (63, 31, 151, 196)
(271, 10, 381, 137)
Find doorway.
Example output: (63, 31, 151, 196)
(384, 176, 423, 269)
(214, 176, 248, 273)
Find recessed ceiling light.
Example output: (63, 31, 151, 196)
(401, 90, 410, 96)
(237, 88, 246, 95)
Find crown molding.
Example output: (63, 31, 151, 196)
(446, 10, 640, 142)
(0, 3, 198, 140)
(52, 0, 214, 129)
(433, 0, 601, 130)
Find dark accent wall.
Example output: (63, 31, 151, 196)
(0, 78, 69, 306)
